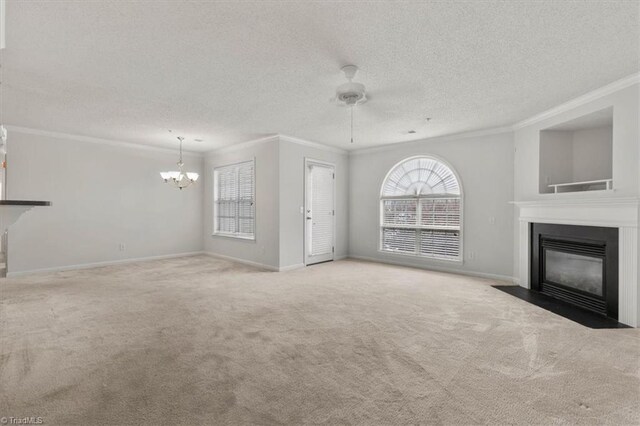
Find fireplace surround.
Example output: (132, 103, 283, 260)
(515, 197, 639, 327)
(530, 223, 618, 319)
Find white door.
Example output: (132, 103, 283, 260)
(305, 159, 335, 265)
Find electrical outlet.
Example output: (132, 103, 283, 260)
(489, 216, 496, 225)
(119, 243, 126, 252)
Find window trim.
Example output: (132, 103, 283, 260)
(378, 155, 464, 263)
(212, 158, 256, 241)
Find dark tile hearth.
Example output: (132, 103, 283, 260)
(493, 285, 630, 329)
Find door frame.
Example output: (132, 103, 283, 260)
(304, 157, 336, 266)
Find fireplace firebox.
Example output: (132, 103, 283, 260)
(531, 223, 618, 319)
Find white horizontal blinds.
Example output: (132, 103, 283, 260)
(310, 164, 334, 255)
(380, 157, 461, 260)
(237, 162, 255, 235)
(420, 198, 460, 229)
(216, 165, 238, 234)
(382, 199, 417, 226)
(214, 160, 254, 238)
(420, 230, 460, 259)
(382, 228, 417, 254)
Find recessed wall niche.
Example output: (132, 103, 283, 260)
(539, 107, 613, 194)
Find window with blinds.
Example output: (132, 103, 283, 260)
(213, 159, 255, 239)
(380, 157, 462, 261)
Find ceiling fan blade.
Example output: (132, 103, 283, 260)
(367, 84, 425, 103)
(358, 102, 401, 122)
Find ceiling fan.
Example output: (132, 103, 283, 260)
(334, 65, 366, 144)
(332, 65, 416, 144)
(335, 65, 367, 108)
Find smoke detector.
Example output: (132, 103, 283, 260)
(335, 65, 367, 106)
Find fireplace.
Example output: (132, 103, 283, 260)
(531, 223, 618, 319)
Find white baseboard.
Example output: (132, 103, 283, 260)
(278, 263, 305, 272)
(203, 252, 280, 271)
(347, 255, 517, 283)
(7, 252, 513, 284)
(282, 255, 347, 271)
(204, 252, 350, 272)
(7, 251, 206, 278)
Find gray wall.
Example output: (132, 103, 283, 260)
(572, 126, 613, 183)
(7, 130, 204, 274)
(348, 132, 515, 280)
(539, 126, 613, 193)
(539, 130, 574, 193)
(278, 138, 349, 269)
(203, 138, 280, 269)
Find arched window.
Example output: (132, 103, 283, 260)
(380, 156, 462, 261)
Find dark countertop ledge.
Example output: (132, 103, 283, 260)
(0, 200, 51, 206)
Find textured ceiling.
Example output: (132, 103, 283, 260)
(0, 1, 638, 152)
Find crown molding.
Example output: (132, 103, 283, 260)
(204, 134, 280, 157)
(512, 73, 640, 130)
(206, 133, 347, 156)
(278, 134, 347, 154)
(5, 125, 204, 158)
(349, 126, 514, 156)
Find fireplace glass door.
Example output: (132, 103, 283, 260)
(544, 250, 603, 296)
(531, 223, 618, 320)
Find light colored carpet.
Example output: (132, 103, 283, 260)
(0, 255, 638, 425)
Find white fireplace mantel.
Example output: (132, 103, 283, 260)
(513, 197, 639, 327)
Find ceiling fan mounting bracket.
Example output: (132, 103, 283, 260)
(341, 65, 359, 81)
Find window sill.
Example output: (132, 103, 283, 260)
(378, 249, 463, 264)
(212, 232, 255, 241)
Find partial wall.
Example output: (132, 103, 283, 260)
(203, 138, 280, 270)
(7, 130, 204, 274)
(278, 137, 349, 270)
(203, 136, 348, 271)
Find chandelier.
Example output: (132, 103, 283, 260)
(160, 136, 199, 189)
